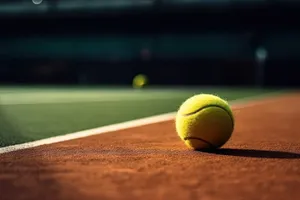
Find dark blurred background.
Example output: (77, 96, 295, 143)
(0, 0, 299, 87)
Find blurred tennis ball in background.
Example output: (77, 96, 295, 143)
(132, 74, 148, 89)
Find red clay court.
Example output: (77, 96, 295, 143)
(0, 93, 299, 200)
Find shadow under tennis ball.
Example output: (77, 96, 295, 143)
(204, 148, 300, 159)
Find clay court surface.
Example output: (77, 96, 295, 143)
(0, 93, 300, 200)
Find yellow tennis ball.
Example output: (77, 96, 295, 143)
(175, 94, 234, 151)
(132, 74, 148, 89)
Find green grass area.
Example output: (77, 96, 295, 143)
(0, 87, 280, 147)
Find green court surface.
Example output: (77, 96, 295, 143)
(0, 86, 280, 147)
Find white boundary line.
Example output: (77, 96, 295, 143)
(0, 92, 284, 154)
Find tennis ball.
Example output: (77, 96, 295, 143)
(132, 74, 148, 89)
(175, 94, 234, 151)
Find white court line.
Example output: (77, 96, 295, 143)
(0, 92, 284, 154)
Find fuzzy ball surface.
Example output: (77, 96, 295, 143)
(175, 94, 234, 150)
